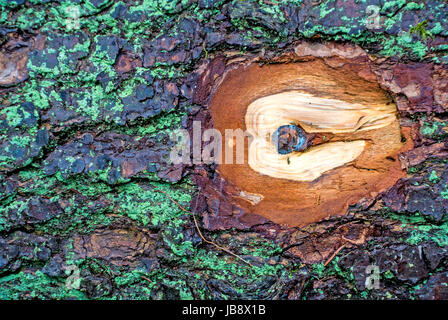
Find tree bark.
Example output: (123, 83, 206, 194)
(0, 0, 448, 300)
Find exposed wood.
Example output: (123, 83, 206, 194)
(209, 58, 414, 227)
(245, 90, 397, 181)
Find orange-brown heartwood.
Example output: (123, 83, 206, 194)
(209, 49, 413, 227)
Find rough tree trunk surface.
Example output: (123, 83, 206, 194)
(0, 0, 448, 300)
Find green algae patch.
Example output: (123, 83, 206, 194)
(382, 210, 448, 247)
(0, 271, 86, 300)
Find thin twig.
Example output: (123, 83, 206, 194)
(141, 275, 154, 284)
(153, 188, 254, 267)
(324, 243, 346, 267)
(323, 226, 369, 267)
